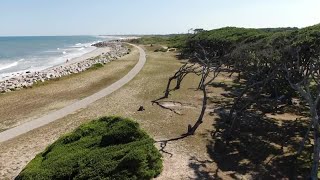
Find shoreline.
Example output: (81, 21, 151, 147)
(0, 38, 101, 81)
(0, 44, 145, 142)
(0, 42, 129, 93)
(0, 45, 141, 179)
(50, 45, 111, 70)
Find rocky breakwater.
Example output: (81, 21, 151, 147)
(91, 40, 121, 47)
(0, 42, 130, 93)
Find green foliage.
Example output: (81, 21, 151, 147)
(193, 27, 268, 43)
(180, 24, 320, 99)
(130, 34, 188, 48)
(89, 63, 104, 70)
(16, 116, 162, 180)
(154, 48, 167, 52)
(152, 24, 320, 178)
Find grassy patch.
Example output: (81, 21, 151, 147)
(154, 48, 167, 52)
(129, 35, 188, 48)
(16, 116, 162, 180)
(89, 63, 104, 70)
(33, 63, 104, 88)
(0, 47, 139, 132)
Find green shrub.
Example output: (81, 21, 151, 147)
(16, 116, 162, 180)
(154, 48, 167, 52)
(89, 63, 104, 70)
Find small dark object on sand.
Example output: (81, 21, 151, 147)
(138, 106, 145, 111)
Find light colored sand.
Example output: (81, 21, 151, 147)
(0, 47, 236, 179)
(0, 46, 139, 179)
(54, 47, 110, 67)
(0, 44, 145, 143)
(0, 47, 138, 133)
(266, 112, 303, 121)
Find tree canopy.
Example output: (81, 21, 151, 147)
(153, 24, 320, 179)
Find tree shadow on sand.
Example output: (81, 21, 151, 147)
(188, 157, 218, 180)
(206, 110, 313, 179)
(185, 81, 314, 179)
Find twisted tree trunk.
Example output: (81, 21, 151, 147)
(164, 76, 175, 98)
(291, 84, 320, 179)
(188, 84, 207, 135)
(297, 121, 312, 156)
(198, 67, 209, 90)
(310, 109, 320, 180)
(175, 73, 188, 90)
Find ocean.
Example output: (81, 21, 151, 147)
(0, 36, 114, 80)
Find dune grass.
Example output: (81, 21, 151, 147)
(88, 62, 104, 70)
(0, 47, 139, 132)
(16, 116, 162, 180)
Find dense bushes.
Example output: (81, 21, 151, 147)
(16, 116, 162, 180)
(132, 24, 320, 178)
(153, 24, 320, 178)
(130, 34, 188, 48)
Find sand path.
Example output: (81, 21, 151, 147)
(0, 44, 146, 143)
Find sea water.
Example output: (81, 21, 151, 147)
(0, 36, 114, 80)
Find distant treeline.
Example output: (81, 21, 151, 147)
(133, 25, 317, 50)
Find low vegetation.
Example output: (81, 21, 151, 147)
(16, 116, 162, 180)
(129, 35, 187, 48)
(154, 47, 167, 52)
(148, 24, 320, 178)
(89, 62, 104, 70)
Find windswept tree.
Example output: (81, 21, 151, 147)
(225, 33, 296, 132)
(155, 24, 320, 178)
(233, 27, 320, 178)
(281, 32, 320, 179)
(193, 28, 205, 34)
(186, 39, 232, 135)
(158, 37, 233, 135)
(162, 63, 201, 99)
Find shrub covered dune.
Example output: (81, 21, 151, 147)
(135, 25, 320, 178)
(16, 116, 162, 180)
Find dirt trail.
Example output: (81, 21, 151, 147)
(0, 44, 146, 143)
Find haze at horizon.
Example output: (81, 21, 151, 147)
(0, 0, 320, 36)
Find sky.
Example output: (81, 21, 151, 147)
(0, 0, 320, 36)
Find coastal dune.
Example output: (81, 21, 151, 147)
(0, 43, 138, 134)
(0, 44, 141, 178)
(0, 44, 145, 143)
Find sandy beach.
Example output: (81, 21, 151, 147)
(0, 45, 140, 178)
(0, 46, 214, 179)
(0, 44, 145, 142)
(0, 42, 133, 133)
(63, 46, 110, 66)
(0, 42, 129, 93)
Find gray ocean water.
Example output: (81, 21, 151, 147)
(0, 36, 113, 79)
